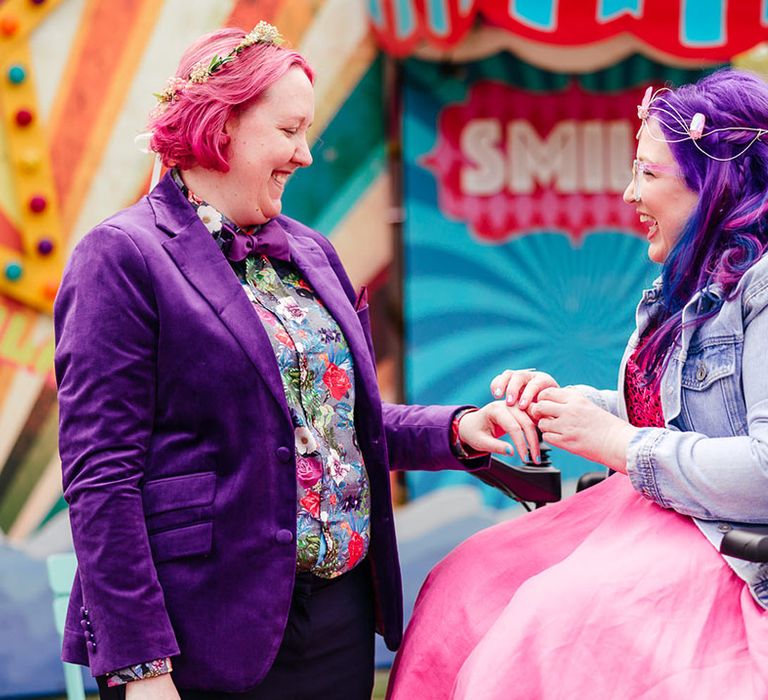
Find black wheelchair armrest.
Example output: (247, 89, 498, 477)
(720, 526, 768, 563)
(471, 456, 561, 506)
(576, 470, 607, 492)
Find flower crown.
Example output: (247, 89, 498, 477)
(155, 21, 283, 104)
(636, 86, 768, 162)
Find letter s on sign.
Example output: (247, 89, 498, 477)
(460, 119, 505, 196)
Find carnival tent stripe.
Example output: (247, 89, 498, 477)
(52, 0, 166, 237)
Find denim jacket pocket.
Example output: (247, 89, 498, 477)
(679, 340, 746, 436)
(681, 341, 736, 391)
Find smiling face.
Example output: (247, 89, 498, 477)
(623, 121, 699, 263)
(222, 66, 314, 226)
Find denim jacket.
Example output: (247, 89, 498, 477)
(580, 253, 768, 608)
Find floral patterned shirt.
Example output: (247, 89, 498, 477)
(106, 171, 371, 686)
(241, 254, 371, 577)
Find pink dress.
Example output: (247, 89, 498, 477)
(386, 345, 768, 699)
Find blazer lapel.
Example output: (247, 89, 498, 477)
(148, 174, 290, 416)
(286, 229, 376, 391)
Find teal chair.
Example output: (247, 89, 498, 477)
(46, 552, 86, 700)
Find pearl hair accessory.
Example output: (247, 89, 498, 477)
(636, 85, 768, 162)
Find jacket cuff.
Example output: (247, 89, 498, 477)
(626, 427, 670, 506)
(106, 658, 173, 687)
(450, 408, 487, 460)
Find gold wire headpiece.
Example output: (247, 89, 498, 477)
(636, 85, 768, 162)
(154, 21, 284, 104)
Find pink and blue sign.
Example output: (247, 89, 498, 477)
(422, 81, 649, 244)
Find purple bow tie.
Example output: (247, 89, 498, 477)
(222, 223, 290, 262)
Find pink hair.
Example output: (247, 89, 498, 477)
(148, 28, 314, 171)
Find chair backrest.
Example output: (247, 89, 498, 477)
(46, 552, 86, 700)
(47, 552, 77, 635)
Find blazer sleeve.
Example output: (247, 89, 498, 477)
(54, 224, 179, 676)
(381, 403, 489, 472)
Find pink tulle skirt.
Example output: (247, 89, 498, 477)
(387, 475, 768, 699)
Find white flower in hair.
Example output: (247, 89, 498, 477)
(188, 60, 212, 84)
(154, 77, 188, 104)
(242, 21, 283, 48)
(196, 205, 222, 233)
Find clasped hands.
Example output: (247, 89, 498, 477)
(457, 370, 637, 473)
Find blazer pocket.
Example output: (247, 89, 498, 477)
(149, 521, 213, 563)
(142, 471, 217, 517)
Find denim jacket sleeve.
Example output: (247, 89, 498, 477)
(625, 276, 768, 523)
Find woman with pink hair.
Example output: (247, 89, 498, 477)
(54, 22, 538, 700)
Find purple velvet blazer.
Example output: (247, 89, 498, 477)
(54, 173, 486, 692)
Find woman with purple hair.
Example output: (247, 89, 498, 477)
(53, 22, 539, 700)
(387, 69, 768, 699)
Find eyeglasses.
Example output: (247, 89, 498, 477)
(631, 159, 679, 202)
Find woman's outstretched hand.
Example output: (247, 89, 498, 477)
(490, 369, 559, 410)
(528, 387, 637, 473)
(458, 401, 541, 463)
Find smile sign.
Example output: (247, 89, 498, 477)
(422, 82, 647, 243)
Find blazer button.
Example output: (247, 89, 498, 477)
(276, 447, 292, 463)
(275, 529, 294, 544)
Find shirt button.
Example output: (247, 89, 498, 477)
(717, 523, 732, 533)
(275, 529, 294, 544)
(696, 364, 707, 382)
(276, 447, 292, 463)
(80, 620, 90, 631)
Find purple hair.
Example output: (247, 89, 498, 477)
(148, 28, 314, 171)
(636, 69, 768, 382)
